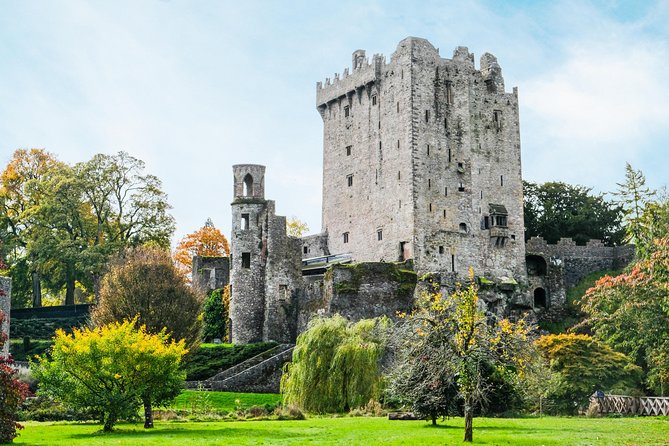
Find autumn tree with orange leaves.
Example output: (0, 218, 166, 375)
(174, 219, 230, 275)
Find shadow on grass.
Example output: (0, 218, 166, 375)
(67, 425, 304, 441)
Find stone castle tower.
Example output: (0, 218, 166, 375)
(317, 37, 526, 280)
(229, 164, 302, 344)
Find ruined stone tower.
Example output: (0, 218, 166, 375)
(229, 164, 302, 344)
(317, 37, 526, 280)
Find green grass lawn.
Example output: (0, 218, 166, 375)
(170, 390, 282, 411)
(13, 416, 669, 445)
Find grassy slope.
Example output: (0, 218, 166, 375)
(14, 416, 669, 446)
(170, 391, 281, 411)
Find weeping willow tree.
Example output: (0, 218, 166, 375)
(281, 314, 390, 413)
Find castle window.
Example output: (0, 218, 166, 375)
(458, 183, 465, 192)
(451, 254, 455, 272)
(534, 288, 547, 309)
(346, 145, 352, 156)
(241, 213, 249, 230)
(372, 95, 377, 105)
(343, 232, 349, 243)
(397, 102, 400, 113)
(279, 284, 289, 300)
(427, 145, 430, 156)
(428, 179, 431, 189)
(459, 223, 468, 233)
(398, 171, 401, 180)
(444, 115, 448, 129)
(495, 215, 508, 227)
(483, 216, 490, 229)
(241, 252, 251, 269)
(303, 246, 308, 255)
(500, 175, 504, 186)
(429, 203, 433, 212)
(242, 174, 253, 197)
(344, 105, 350, 117)
(378, 121, 381, 129)
(480, 191, 483, 199)
(443, 209, 446, 218)
(397, 140, 400, 149)
(493, 110, 502, 132)
(444, 187, 448, 197)
(377, 229, 383, 241)
(448, 149, 452, 163)
(446, 81, 454, 105)
(425, 110, 430, 122)
(347, 175, 353, 187)
(439, 246, 444, 254)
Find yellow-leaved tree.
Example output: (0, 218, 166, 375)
(174, 218, 230, 275)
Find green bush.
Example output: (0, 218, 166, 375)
(9, 339, 53, 362)
(183, 342, 277, 381)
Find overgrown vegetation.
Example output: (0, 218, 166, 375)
(0, 309, 29, 444)
(202, 287, 229, 342)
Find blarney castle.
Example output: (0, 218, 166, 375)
(194, 37, 633, 345)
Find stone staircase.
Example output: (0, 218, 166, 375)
(187, 343, 294, 393)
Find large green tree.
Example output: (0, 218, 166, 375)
(613, 163, 655, 254)
(523, 181, 624, 246)
(281, 315, 389, 413)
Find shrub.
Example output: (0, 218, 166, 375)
(0, 310, 30, 443)
(202, 286, 229, 342)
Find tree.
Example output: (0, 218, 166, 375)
(92, 247, 204, 351)
(0, 309, 30, 444)
(390, 275, 532, 442)
(202, 286, 230, 342)
(614, 163, 655, 254)
(286, 217, 309, 238)
(535, 333, 642, 413)
(174, 219, 230, 275)
(579, 237, 669, 395)
(281, 315, 389, 413)
(32, 319, 187, 431)
(0, 149, 65, 307)
(523, 181, 624, 246)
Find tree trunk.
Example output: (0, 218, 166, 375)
(431, 414, 437, 426)
(65, 264, 75, 306)
(31, 270, 42, 307)
(103, 411, 117, 432)
(463, 400, 473, 442)
(143, 397, 154, 428)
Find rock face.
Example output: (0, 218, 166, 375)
(0, 277, 10, 357)
(317, 37, 525, 281)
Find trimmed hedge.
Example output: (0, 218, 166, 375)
(184, 342, 277, 381)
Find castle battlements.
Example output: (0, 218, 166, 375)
(526, 236, 635, 260)
(316, 51, 386, 108)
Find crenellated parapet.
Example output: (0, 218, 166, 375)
(526, 237, 634, 262)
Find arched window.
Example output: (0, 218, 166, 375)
(459, 223, 468, 233)
(534, 288, 547, 308)
(526, 255, 547, 276)
(243, 174, 253, 197)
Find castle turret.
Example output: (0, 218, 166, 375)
(230, 164, 267, 344)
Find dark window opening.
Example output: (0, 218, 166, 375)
(483, 216, 490, 229)
(399, 241, 407, 261)
(397, 140, 400, 149)
(397, 102, 400, 113)
(344, 105, 350, 117)
(303, 246, 308, 255)
(427, 145, 430, 156)
(526, 255, 547, 276)
(241, 252, 251, 269)
(377, 229, 383, 241)
(480, 191, 483, 199)
(444, 116, 448, 129)
(459, 223, 468, 233)
(242, 174, 253, 197)
(439, 246, 444, 254)
(429, 203, 433, 212)
(493, 110, 502, 132)
(458, 183, 465, 192)
(495, 215, 507, 227)
(428, 179, 431, 189)
(448, 149, 452, 163)
(241, 213, 249, 230)
(443, 209, 446, 218)
(343, 232, 349, 243)
(372, 95, 377, 105)
(398, 171, 401, 180)
(445, 187, 448, 197)
(534, 288, 547, 309)
(346, 145, 352, 156)
(425, 110, 430, 122)
(500, 175, 504, 186)
(347, 175, 353, 187)
(451, 254, 455, 272)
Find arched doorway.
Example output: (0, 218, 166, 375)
(534, 287, 547, 309)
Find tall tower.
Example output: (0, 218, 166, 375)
(230, 164, 267, 344)
(317, 37, 526, 280)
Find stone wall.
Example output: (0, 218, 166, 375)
(192, 256, 229, 293)
(0, 277, 10, 356)
(317, 37, 525, 282)
(300, 233, 330, 259)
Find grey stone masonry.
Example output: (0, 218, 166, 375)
(192, 256, 229, 293)
(317, 37, 526, 281)
(0, 277, 10, 357)
(230, 164, 303, 344)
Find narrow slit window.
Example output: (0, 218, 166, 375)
(429, 203, 433, 212)
(346, 145, 352, 156)
(344, 105, 350, 117)
(493, 110, 502, 132)
(241, 252, 251, 269)
(398, 171, 401, 180)
(303, 246, 308, 254)
(428, 179, 431, 189)
(427, 145, 430, 156)
(446, 81, 454, 105)
(343, 232, 349, 243)
(425, 110, 430, 122)
(372, 95, 377, 106)
(347, 174, 353, 187)
(443, 209, 446, 218)
(500, 175, 504, 186)
(377, 229, 383, 241)
(444, 187, 448, 197)
(448, 149, 452, 163)
(397, 102, 400, 113)
(451, 254, 455, 272)
(397, 140, 400, 149)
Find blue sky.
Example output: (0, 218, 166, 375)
(2, 0, 668, 243)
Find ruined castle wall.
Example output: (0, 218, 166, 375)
(300, 233, 330, 259)
(0, 277, 10, 357)
(192, 256, 229, 293)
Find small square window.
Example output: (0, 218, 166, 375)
(458, 183, 465, 192)
(377, 229, 383, 241)
(343, 232, 349, 243)
(241, 213, 249, 230)
(344, 105, 350, 117)
(241, 252, 251, 269)
(346, 145, 352, 156)
(347, 175, 353, 187)
(439, 246, 444, 254)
